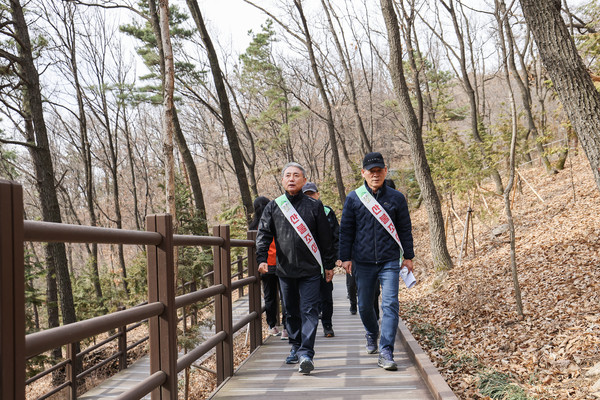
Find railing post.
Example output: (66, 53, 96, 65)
(0, 180, 25, 400)
(247, 230, 262, 351)
(117, 306, 127, 371)
(237, 255, 244, 298)
(66, 342, 78, 399)
(147, 214, 177, 400)
(213, 225, 233, 384)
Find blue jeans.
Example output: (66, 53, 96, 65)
(353, 260, 400, 353)
(279, 274, 321, 359)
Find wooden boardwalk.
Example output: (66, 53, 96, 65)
(209, 275, 457, 400)
(79, 275, 456, 399)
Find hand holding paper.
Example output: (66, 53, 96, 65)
(400, 266, 416, 289)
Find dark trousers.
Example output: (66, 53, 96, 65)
(346, 272, 380, 320)
(319, 277, 333, 328)
(261, 273, 280, 328)
(279, 274, 321, 359)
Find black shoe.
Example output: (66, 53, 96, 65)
(298, 356, 314, 374)
(323, 326, 335, 337)
(349, 306, 357, 315)
(286, 348, 299, 364)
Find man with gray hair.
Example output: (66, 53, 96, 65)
(256, 162, 335, 374)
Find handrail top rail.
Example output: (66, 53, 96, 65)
(23, 220, 162, 245)
(25, 302, 164, 359)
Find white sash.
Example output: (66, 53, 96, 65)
(275, 194, 323, 274)
(355, 185, 404, 258)
(355, 185, 416, 288)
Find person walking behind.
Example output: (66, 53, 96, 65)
(339, 152, 415, 371)
(256, 162, 335, 374)
(302, 182, 339, 338)
(249, 196, 283, 337)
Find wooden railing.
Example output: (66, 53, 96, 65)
(0, 180, 263, 400)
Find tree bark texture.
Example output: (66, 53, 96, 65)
(520, 0, 600, 192)
(499, 0, 554, 173)
(380, 0, 453, 272)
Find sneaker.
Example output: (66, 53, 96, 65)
(285, 348, 299, 364)
(298, 355, 314, 374)
(365, 333, 378, 354)
(323, 326, 335, 337)
(349, 306, 357, 315)
(268, 326, 281, 336)
(281, 329, 289, 340)
(378, 348, 398, 371)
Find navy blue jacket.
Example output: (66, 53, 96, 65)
(256, 192, 335, 278)
(339, 182, 414, 264)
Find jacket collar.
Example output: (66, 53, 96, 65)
(364, 180, 387, 198)
(285, 190, 305, 204)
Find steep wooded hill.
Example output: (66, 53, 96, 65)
(401, 152, 600, 399)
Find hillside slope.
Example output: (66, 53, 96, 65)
(401, 152, 600, 399)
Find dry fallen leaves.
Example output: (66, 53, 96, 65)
(400, 152, 600, 400)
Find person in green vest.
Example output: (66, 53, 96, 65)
(256, 162, 336, 374)
(302, 181, 340, 338)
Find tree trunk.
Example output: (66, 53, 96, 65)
(10, 0, 78, 326)
(500, 1, 554, 173)
(294, 0, 346, 204)
(64, 4, 103, 301)
(186, 0, 254, 222)
(158, 0, 179, 284)
(380, 0, 453, 273)
(148, 0, 208, 234)
(520, 0, 600, 192)
(123, 111, 143, 231)
(496, 0, 524, 317)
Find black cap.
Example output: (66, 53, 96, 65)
(362, 152, 385, 170)
(302, 182, 318, 193)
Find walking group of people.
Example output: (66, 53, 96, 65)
(254, 152, 414, 375)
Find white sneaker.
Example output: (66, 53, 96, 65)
(268, 326, 281, 336)
(281, 329, 289, 340)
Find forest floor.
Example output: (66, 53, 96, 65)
(399, 151, 600, 399)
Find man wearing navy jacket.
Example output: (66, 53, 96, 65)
(339, 152, 415, 371)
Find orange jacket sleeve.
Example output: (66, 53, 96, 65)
(267, 239, 276, 266)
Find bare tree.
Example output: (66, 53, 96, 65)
(320, 0, 372, 154)
(519, 0, 600, 193)
(495, 0, 524, 317)
(42, 1, 104, 301)
(186, 0, 254, 222)
(380, 0, 453, 273)
(427, 0, 505, 194)
(1, 0, 79, 367)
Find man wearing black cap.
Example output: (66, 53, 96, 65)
(339, 152, 415, 371)
(302, 181, 340, 338)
